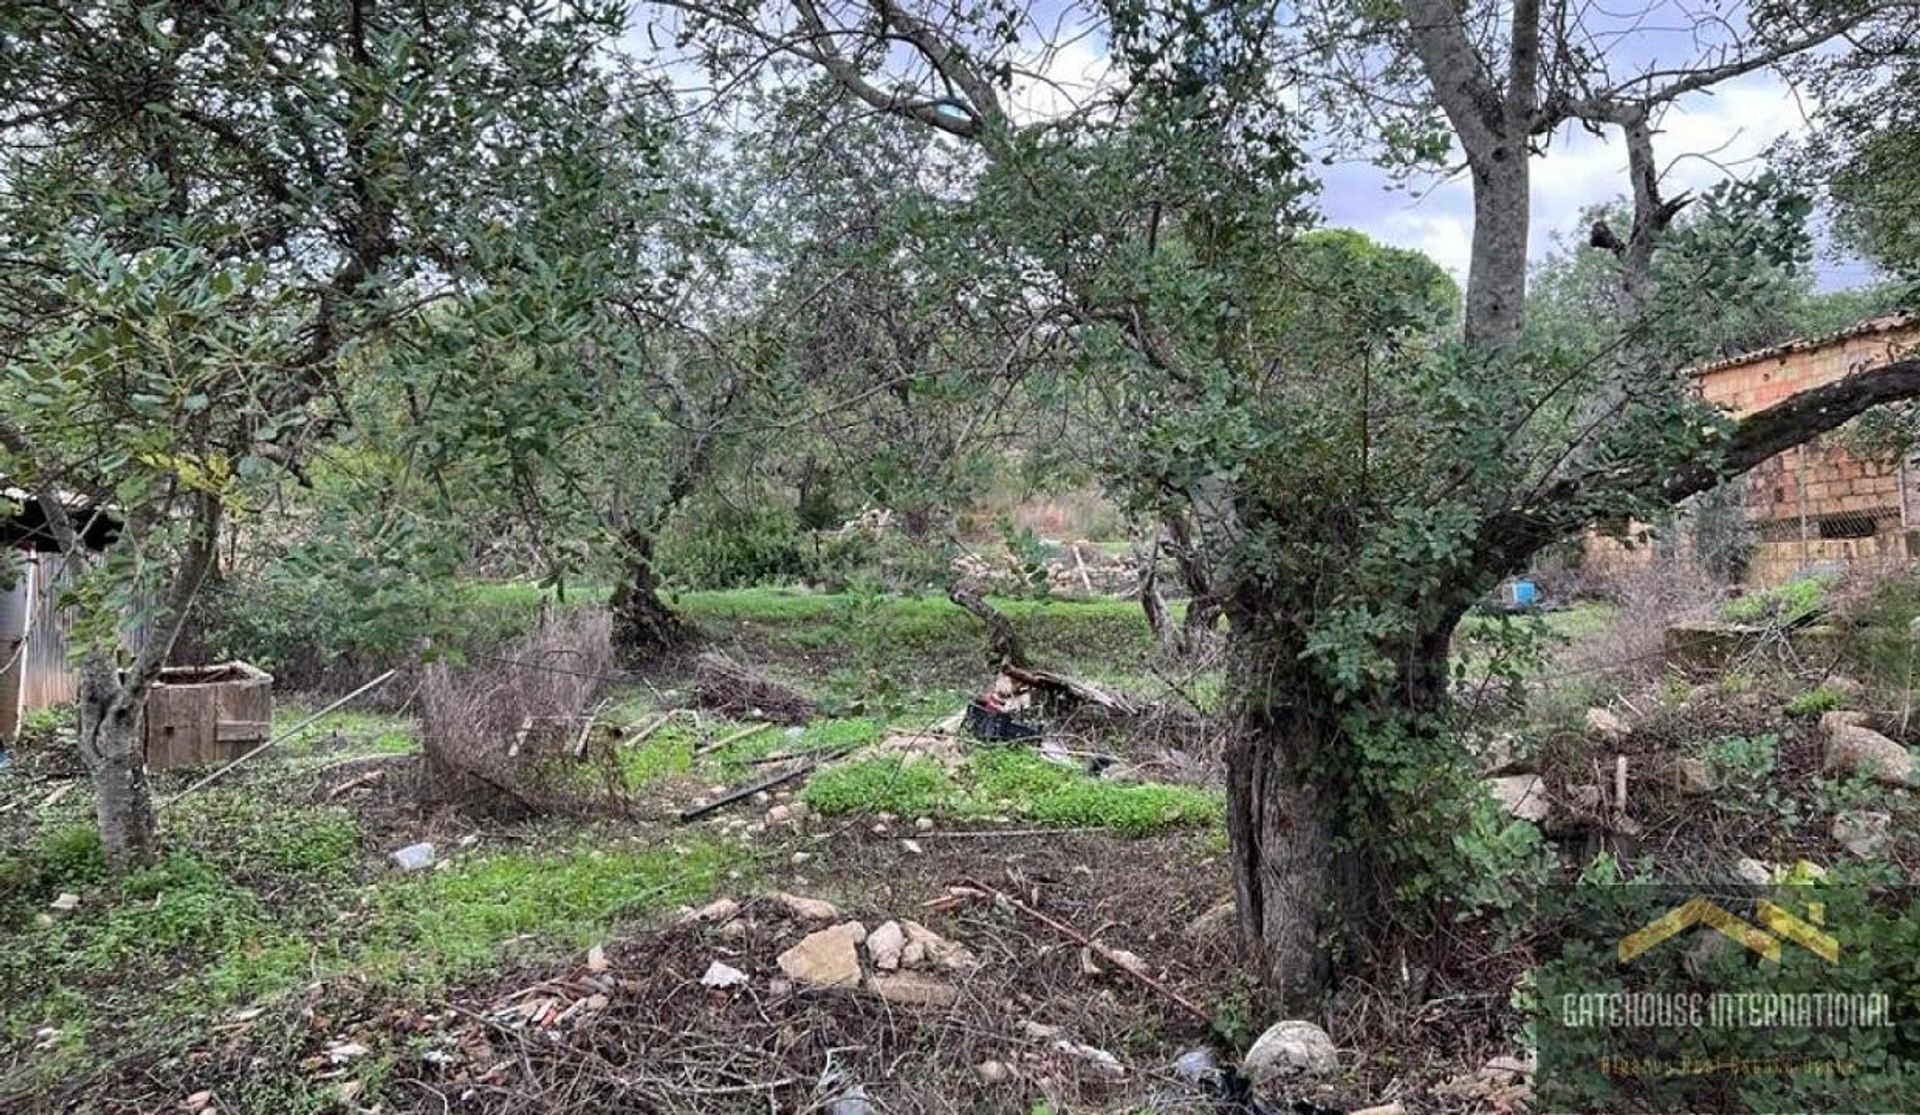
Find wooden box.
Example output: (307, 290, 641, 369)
(144, 661, 274, 770)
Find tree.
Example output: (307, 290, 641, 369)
(0, 0, 635, 867)
(649, 0, 1920, 1004)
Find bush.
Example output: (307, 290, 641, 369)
(661, 500, 809, 589)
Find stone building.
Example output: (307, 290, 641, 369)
(1584, 312, 1920, 587)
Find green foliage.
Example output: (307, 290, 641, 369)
(662, 499, 809, 589)
(1722, 573, 1833, 626)
(1842, 578, 1920, 691)
(803, 756, 961, 817)
(34, 825, 107, 894)
(1786, 685, 1845, 716)
(357, 840, 734, 988)
(801, 748, 1224, 835)
(995, 515, 1055, 599)
(166, 793, 361, 885)
(1699, 732, 1779, 787)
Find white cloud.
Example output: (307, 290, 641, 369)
(1326, 72, 1822, 281)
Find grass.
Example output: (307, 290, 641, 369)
(801, 747, 1223, 835)
(272, 705, 418, 758)
(0, 790, 735, 1099)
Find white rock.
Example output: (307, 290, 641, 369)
(776, 922, 867, 988)
(1665, 757, 1718, 795)
(866, 920, 906, 971)
(1487, 775, 1549, 823)
(900, 919, 976, 971)
(915, 817, 935, 832)
(700, 960, 749, 989)
(48, 892, 79, 912)
(974, 1060, 1016, 1084)
(1834, 811, 1892, 858)
(1824, 723, 1914, 786)
(685, 897, 740, 924)
(1242, 1020, 1338, 1081)
(1734, 857, 1773, 886)
(1054, 1040, 1125, 1077)
(1585, 708, 1631, 742)
(865, 971, 956, 1007)
(772, 892, 840, 920)
(390, 842, 436, 872)
(901, 839, 923, 855)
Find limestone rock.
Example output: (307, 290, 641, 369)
(1664, 757, 1718, 795)
(1733, 857, 1773, 886)
(900, 919, 976, 972)
(777, 922, 867, 988)
(765, 804, 794, 826)
(1833, 811, 1892, 858)
(1585, 707, 1631, 743)
(974, 1060, 1016, 1084)
(866, 920, 906, 971)
(700, 960, 748, 989)
(772, 892, 840, 921)
(685, 897, 740, 924)
(1242, 1020, 1338, 1082)
(865, 971, 956, 1007)
(1487, 774, 1549, 824)
(1823, 723, 1914, 786)
(1183, 900, 1237, 941)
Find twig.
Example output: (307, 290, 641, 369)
(693, 721, 774, 758)
(325, 769, 386, 799)
(920, 826, 1107, 839)
(164, 670, 399, 808)
(573, 699, 611, 760)
(625, 710, 686, 748)
(677, 748, 847, 822)
(958, 875, 1215, 1029)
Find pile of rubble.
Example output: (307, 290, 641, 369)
(949, 542, 1141, 599)
(683, 891, 977, 1009)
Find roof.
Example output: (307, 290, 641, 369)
(1689, 311, 1918, 378)
(0, 484, 122, 552)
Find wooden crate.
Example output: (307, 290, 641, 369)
(144, 661, 273, 770)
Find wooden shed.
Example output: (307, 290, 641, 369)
(143, 661, 274, 770)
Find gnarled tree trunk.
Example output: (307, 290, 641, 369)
(78, 660, 157, 869)
(1224, 600, 1458, 1005)
(609, 529, 686, 661)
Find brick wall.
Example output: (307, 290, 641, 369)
(1580, 319, 1920, 586)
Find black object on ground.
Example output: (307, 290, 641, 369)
(963, 698, 1040, 741)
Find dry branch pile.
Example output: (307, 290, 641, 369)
(420, 609, 627, 817)
(690, 652, 816, 725)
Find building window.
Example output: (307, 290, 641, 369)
(1816, 514, 1877, 540)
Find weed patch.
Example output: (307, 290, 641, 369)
(801, 747, 1223, 834)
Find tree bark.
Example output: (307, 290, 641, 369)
(75, 657, 156, 868)
(1225, 594, 1459, 1005)
(609, 529, 686, 661)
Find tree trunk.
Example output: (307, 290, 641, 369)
(1224, 615, 1454, 1005)
(77, 665, 156, 869)
(610, 529, 686, 661)
(1464, 152, 1530, 349)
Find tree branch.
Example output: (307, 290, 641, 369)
(1478, 356, 1920, 576)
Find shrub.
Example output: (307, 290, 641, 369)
(1786, 685, 1844, 716)
(661, 500, 808, 589)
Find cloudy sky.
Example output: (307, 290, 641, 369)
(633, 3, 1883, 290)
(1003, 20, 1881, 290)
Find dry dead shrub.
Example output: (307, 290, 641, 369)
(420, 608, 629, 817)
(690, 651, 816, 724)
(1527, 553, 1724, 727)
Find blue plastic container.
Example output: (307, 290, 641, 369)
(1511, 579, 1539, 607)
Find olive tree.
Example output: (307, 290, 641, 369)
(651, 0, 1920, 1004)
(0, 0, 637, 867)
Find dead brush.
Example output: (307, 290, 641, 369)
(690, 651, 816, 724)
(420, 609, 630, 817)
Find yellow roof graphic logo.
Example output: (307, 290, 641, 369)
(1619, 896, 1839, 965)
